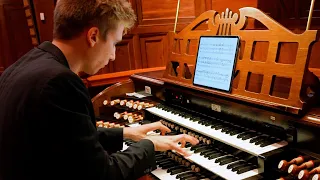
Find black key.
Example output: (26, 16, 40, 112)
(194, 146, 210, 153)
(260, 140, 273, 147)
(202, 150, 221, 156)
(220, 157, 238, 165)
(221, 126, 233, 133)
(203, 121, 212, 127)
(237, 165, 257, 174)
(215, 155, 233, 163)
(249, 136, 263, 143)
(212, 124, 224, 130)
(156, 158, 171, 163)
(227, 160, 245, 169)
(190, 144, 206, 151)
(190, 117, 200, 122)
(230, 131, 240, 136)
(171, 168, 188, 175)
(158, 160, 174, 166)
(232, 164, 248, 172)
(185, 142, 192, 148)
(176, 172, 196, 179)
(207, 153, 224, 160)
(166, 131, 179, 135)
(167, 165, 185, 173)
(200, 149, 218, 156)
(162, 162, 178, 169)
(237, 131, 255, 140)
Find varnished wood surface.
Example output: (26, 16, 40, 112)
(0, 0, 33, 75)
(22, 0, 39, 46)
(163, 7, 319, 115)
(32, 0, 54, 42)
(130, 59, 320, 126)
(3, 0, 320, 78)
(91, 79, 135, 117)
(86, 67, 165, 87)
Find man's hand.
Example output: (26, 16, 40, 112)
(144, 134, 199, 157)
(123, 121, 171, 141)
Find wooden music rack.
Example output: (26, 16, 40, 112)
(162, 7, 319, 115)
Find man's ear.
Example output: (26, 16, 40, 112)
(87, 27, 100, 47)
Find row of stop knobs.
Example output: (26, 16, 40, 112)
(278, 155, 320, 180)
(103, 99, 154, 110)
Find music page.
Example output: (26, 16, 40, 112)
(193, 36, 239, 91)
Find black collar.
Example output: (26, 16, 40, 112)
(38, 41, 70, 69)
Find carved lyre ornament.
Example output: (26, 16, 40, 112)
(163, 7, 318, 114)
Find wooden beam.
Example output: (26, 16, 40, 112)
(86, 67, 165, 87)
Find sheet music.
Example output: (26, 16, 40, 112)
(193, 36, 239, 91)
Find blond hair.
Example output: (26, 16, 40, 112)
(53, 0, 136, 40)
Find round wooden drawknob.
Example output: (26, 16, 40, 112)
(120, 100, 127, 106)
(299, 170, 310, 180)
(279, 156, 310, 172)
(312, 174, 320, 180)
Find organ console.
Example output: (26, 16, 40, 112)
(90, 4, 320, 180)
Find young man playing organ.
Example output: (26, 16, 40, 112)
(0, 0, 198, 179)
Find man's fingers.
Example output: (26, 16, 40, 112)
(159, 125, 171, 135)
(180, 139, 186, 148)
(152, 121, 171, 135)
(174, 134, 199, 145)
(171, 143, 190, 157)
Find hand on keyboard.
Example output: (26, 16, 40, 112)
(123, 121, 171, 141)
(144, 134, 199, 157)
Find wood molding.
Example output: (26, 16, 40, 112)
(22, 0, 39, 46)
(32, 0, 54, 42)
(86, 67, 165, 87)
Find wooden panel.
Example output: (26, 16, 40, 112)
(0, 1, 33, 75)
(32, 0, 54, 42)
(141, 0, 195, 20)
(299, 0, 320, 27)
(211, 0, 258, 13)
(140, 35, 167, 68)
(109, 37, 136, 72)
(258, 0, 320, 29)
(132, 0, 198, 33)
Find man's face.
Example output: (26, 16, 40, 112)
(84, 23, 124, 75)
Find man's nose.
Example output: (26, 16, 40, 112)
(110, 52, 116, 61)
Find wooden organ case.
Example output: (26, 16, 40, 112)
(92, 7, 320, 180)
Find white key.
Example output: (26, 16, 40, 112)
(151, 167, 178, 180)
(184, 148, 262, 180)
(151, 166, 193, 180)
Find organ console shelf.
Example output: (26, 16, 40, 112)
(91, 6, 320, 180)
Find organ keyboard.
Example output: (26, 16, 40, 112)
(90, 7, 320, 180)
(147, 104, 288, 156)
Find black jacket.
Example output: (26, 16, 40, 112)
(0, 41, 156, 180)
